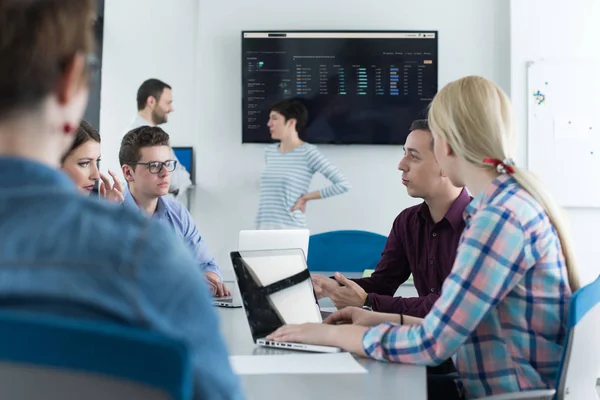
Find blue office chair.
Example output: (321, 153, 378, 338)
(476, 274, 600, 400)
(0, 311, 192, 400)
(306, 230, 387, 273)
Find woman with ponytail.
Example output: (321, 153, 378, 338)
(266, 76, 579, 400)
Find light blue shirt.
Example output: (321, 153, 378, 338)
(123, 187, 222, 279)
(0, 157, 242, 400)
(256, 142, 351, 229)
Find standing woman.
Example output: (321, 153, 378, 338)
(61, 120, 123, 202)
(256, 99, 351, 229)
(267, 76, 580, 399)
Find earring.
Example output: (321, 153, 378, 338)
(63, 123, 73, 133)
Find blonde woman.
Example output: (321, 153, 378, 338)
(266, 76, 579, 400)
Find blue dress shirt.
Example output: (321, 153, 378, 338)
(122, 188, 222, 280)
(0, 156, 242, 400)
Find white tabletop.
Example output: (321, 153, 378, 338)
(217, 306, 427, 400)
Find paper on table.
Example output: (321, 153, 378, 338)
(229, 352, 367, 375)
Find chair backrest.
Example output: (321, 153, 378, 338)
(0, 311, 192, 400)
(306, 230, 387, 273)
(555, 275, 600, 400)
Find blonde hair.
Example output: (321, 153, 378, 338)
(428, 76, 580, 293)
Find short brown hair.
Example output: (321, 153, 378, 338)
(410, 119, 430, 132)
(136, 79, 172, 111)
(119, 126, 170, 167)
(61, 120, 101, 164)
(0, 0, 95, 120)
(409, 119, 433, 150)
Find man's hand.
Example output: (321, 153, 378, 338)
(205, 272, 230, 297)
(311, 274, 340, 299)
(329, 272, 368, 309)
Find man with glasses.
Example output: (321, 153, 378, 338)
(119, 126, 229, 297)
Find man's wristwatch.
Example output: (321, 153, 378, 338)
(362, 295, 372, 311)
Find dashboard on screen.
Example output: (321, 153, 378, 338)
(242, 31, 438, 145)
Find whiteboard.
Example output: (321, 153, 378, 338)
(527, 60, 600, 208)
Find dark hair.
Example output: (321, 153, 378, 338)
(136, 79, 171, 111)
(409, 119, 433, 150)
(119, 126, 170, 167)
(0, 0, 94, 120)
(409, 119, 430, 132)
(269, 99, 308, 133)
(61, 120, 101, 163)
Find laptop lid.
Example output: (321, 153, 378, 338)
(230, 248, 321, 342)
(238, 229, 310, 259)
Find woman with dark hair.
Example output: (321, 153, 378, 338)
(256, 98, 351, 229)
(61, 119, 123, 202)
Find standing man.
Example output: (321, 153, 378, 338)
(128, 78, 192, 201)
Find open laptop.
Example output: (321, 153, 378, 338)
(212, 283, 242, 308)
(214, 229, 309, 308)
(230, 248, 341, 353)
(238, 229, 310, 258)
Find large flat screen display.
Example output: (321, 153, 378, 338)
(242, 31, 438, 145)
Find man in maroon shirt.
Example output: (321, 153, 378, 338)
(312, 119, 471, 318)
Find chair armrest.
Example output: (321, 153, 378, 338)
(476, 389, 555, 400)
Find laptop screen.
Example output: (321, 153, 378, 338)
(238, 229, 310, 259)
(230, 248, 322, 341)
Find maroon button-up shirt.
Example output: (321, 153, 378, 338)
(352, 189, 471, 318)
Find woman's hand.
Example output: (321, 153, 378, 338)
(266, 323, 369, 357)
(267, 323, 337, 346)
(99, 170, 124, 203)
(324, 307, 401, 327)
(291, 195, 309, 213)
(291, 191, 322, 213)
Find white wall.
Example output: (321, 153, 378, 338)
(510, 0, 600, 285)
(196, 0, 510, 277)
(100, 1, 597, 286)
(99, 0, 199, 177)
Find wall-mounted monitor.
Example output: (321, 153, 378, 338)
(242, 30, 438, 145)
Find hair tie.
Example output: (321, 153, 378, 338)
(483, 158, 516, 174)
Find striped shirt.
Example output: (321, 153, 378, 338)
(362, 175, 571, 399)
(256, 143, 350, 229)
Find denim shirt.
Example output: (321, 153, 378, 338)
(122, 188, 222, 279)
(0, 157, 243, 400)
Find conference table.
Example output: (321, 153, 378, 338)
(216, 296, 427, 400)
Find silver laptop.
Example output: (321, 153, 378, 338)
(212, 280, 243, 308)
(238, 229, 310, 258)
(230, 248, 340, 353)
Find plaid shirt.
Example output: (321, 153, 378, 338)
(363, 175, 571, 399)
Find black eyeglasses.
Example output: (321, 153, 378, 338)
(128, 160, 177, 174)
